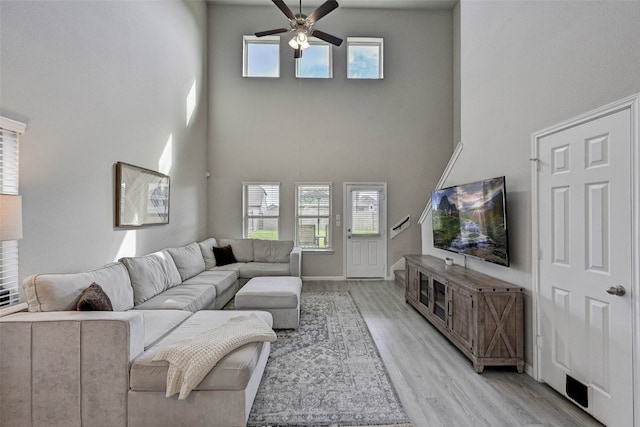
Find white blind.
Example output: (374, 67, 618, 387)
(351, 189, 381, 235)
(296, 183, 332, 249)
(0, 119, 23, 309)
(243, 182, 280, 240)
(0, 127, 19, 194)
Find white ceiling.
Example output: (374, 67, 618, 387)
(207, 0, 457, 10)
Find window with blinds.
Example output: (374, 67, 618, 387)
(1, 117, 24, 310)
(296, 183, 332, 250)
(351, 189, 381, 236)
(243, 182, 280, 240)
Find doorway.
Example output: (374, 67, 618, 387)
(344, 183, 387, 278)
(532, 95, 639, 426)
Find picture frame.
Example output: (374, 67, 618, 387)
(115, 162, 170, 227)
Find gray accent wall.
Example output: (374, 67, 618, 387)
(423, 0, 640, 367)
(0, 0, 209, 279)
(208, 5, 454, 277)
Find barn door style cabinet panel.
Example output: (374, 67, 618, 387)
(404, 255, 524, 373)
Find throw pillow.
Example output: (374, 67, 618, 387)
(212, 245, 237, 266)
(77, 282, 114, 311)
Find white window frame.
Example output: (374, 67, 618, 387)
(295, 182, 332, 251)
(347, 37, 384, 80)
(242, 182, 280, 240)
(0, 116, 26, 315)
(242, 35, 280, 78)
(295, 38, 333, 79)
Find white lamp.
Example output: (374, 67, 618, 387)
(0, 194, 23, 241)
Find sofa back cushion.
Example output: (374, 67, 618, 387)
(166, 243, 206, 281)
(253, 239, 293, 263)
(22, 262, 134, 312)
(219, 239, 254, 262)
(197, 238, 218, 269)
(121, 250, 182, 306)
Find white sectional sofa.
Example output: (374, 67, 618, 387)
(0, 238, 301, 427)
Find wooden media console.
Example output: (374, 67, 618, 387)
(404, 255, 524, 373)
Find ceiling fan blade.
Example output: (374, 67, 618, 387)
(311, 29, 343, 46)
(272, 0, 296, 20)
(307, 0, 339, 23)
(294, 48, 302, 59)
(255, 28, 289, 37)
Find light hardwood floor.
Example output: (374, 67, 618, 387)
(302, 280, 604, 427)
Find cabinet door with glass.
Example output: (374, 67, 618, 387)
(428, 274, 448, 328)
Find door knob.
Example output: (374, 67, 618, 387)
(606, 285, 626, 296)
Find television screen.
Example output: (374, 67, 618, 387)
(431, 176, 509, 267)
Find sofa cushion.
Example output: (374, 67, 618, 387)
(166, 242, 206, 281)
(152, 313, 277, 399)
(22, 262, 134, 312)
(239, 262, 291, 279)
(132, 284, 216, 312)
(212, 245, 237, 266)
(253, 239, 293, 263)
(182, 270, 238, 298)
(76, 283, 113, 311)
(210, 262, 244, 276)
(219, 239, 254, 262)
(136, 310, 193, 349)
(130, 310, 273, 392)
(197, 238, 218, 269)
(121, 251, 182, 306)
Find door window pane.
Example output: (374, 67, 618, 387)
(351, 190, 380, 235)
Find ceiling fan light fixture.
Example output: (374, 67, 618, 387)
(288, 37, 299, 49)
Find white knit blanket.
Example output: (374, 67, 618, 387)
(152, 313, 277, 400)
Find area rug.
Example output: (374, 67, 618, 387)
(247, 291, 412, 427)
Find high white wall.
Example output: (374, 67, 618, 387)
(0, 0, 209, 279)
(423, 0, 640, 367)
(208, 5, 454, 277)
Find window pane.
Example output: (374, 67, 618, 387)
(347, 38, 384, 79)
(297, 185, 330, 216)
(351, 190, 380, 235)
(296, 44, 332, 79)
(243, 36, 280, 78)
(296, 183, 331, 250)
(244, 183, 279, 239)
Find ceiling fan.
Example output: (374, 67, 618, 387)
(255, 0, 343, 59)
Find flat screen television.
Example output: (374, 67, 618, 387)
(431, 176, 509, 267)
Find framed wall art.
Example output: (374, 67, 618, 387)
(115, 162, 170, 227)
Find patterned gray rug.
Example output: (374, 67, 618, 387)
(247, 291, 412, 427)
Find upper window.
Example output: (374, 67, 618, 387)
(243, 182, 280, 240)
(243, 35, 280, 78)
(347, 37, 384, 80)
(295, 39, 333, 79)
(295, 183, 332, 250)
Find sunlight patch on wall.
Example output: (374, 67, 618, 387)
(159, 134, 173, 175)
(114, 230, 137, 261)
(186, 80, 196, 126)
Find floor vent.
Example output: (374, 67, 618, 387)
(566, 375, 588, 408)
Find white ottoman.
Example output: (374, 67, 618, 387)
(235, 276, 302, 329)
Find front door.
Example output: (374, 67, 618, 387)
(535, 107, 634, 426)
(345, 183, 386, 278)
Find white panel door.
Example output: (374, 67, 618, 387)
(345, 183, 386, 278)
(537, 108, 633, 426)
